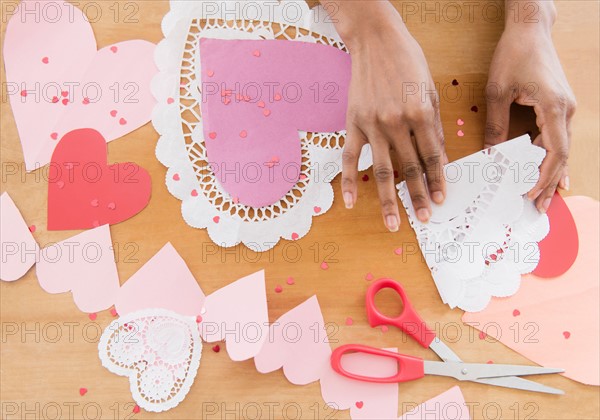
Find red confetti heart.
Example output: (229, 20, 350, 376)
(173, 173, 180, 181)
(362, 174, 369, 182)
(132, 405, 140, 414)
(479, 331, 487, 340)
(52, 96, 59, 103)
(196, 315, 203, 323)
(452, 79, 459, 86)
(82, 97, 90, 105)
(212, 344, 221, 352)
(286, 277, 295, 285)
(457, 118, 465, 126)
(365, 272, 374, 281)
(50, 132, 58, 140)
(213, 216, 220, 223)
(110, 308, 118, 317)
(191, 189, 198, 197)
(207, 70, 214, 77)
(345, 317, 353, 326)
(563, 331, 571, 339)
(487, 360, 494, 364)
(291, 232, 299, 240)
(320, 261, 329, 270)
(314, 206, 321, 213)
(471, 105, 478, 112)
(42, 57, 49, 64)
(208, 132, 217, 140)
(119, 118, 127, 125)
(62, 98, 69, 105)
(79, 387, 88, 396)
(61, 91, 69, 98)
(167, 97, 175, 104)
(110, 46, 118, 53)
(110, 110, 117, 117)
(88, 313, 97, 321)
(355, 401, 364, 409)
(512, 309, 520, 317)
(274, 285, 283, 293)
(28, 225, 36, 233)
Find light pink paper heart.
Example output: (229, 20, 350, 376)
(36, 225, 119, 313)
(199, 39, 350, 208)
(200, 270, 269, 361)
(254, 296, 331, 385)
(115, 243, 206, 317)
(3, 0, 157, 171)
(320, 347, 399, 419)
(0, 192, 39, 281)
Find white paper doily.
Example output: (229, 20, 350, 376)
(398, 135, 549, 311)
(153, 0, 372, 251)
(98, 309, 202, 412)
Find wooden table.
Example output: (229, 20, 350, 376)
(1, 1, 598, 418)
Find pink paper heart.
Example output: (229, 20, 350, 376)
(199, 39, 350, 208)
(0, 193, 39, 282)
(4, 0, 157, 171)
(36, 225, 119, 313)
(200, 271, 269, 361)
(320, 347, 399, 419)
(255, 296, 331, 385)
(115, 243, 206, 317)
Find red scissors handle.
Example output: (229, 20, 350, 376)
(366, 278, 436, 348)
(331, 344, 425, 383)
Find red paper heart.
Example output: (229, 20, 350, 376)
(512, 309, 520, 317)
(79, 387, 88, 396)
(47, 129, 151, 230)
(533, 192, 579, 278)
(355, 401, 364, 409)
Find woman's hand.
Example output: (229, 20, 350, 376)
(322, 0, 447, 232)
(485, 0, 575, 212)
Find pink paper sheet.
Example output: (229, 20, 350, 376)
(533, 192, 579, 278)
(399, 386, 470, 420)
(36, 225, 119, 313)
(3, 0, 157, 171)
(0, 192, 39, 281)
(463, 196, 600, 386)
(47, 129, 152, 230)
(115, 243, 206, 317)
(200, 270, 269, 361)
(254, 296, 331, 385)
(199, 38, 350, 208)
(320, 348, 399, 419)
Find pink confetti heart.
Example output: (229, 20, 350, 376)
(90, 199, 99, 207)
(320, 261, 329, 270)
(213, 216, 220, 223)
(457, 129, 465, 137)
(173, 173, 180, 181)
(196, 315, 203, 323)
(487, 360, 494, 364)
(119, 118, 127, 126)
(62, 98, 68, 106)
(50, 132, 58, 140)
(167, 97, 175, 105)
(457, 118, 465, 126)
(42, 56, 49, 64)
(291, 232, 299, 240)
(107, 202, 116, 210)
(61, 91, 68, 98)
(132, 405, 140, 414)
(263, 109, 271, 117)
(275, 285, 283, 293)
(365, 272, 374, 281)
(471, 105, 479, 112)
(394, 247, 403, 256)
(345, 317, 353, 326)
(513, 309, 521, 317)
(381, 325, 389, 333)
(479, 331, 487, 340)
(355, 401, 364, 409)
(207, 70, 215, 77)
(110, 46, 118, 53)
(563, 331, 571, 339)
(314, 206, 321, 213)
(208, 132, 217, 140)
(257, 101, 265, 108)
(286, 277, 295, 285)
(20, 90, 27, 97)
(110, 308, 118, 317)
(110, 110, 117, 117)
(79, 387, 87, 396)
(239, 130, 248, 139)
(274, 93, 282, 101)
(28, 225, 36, 233)
(88, 313, 97, 321)
(191, 190, 198, 197)
(299, 174, 307, 180)
(252, 50, 261, 57)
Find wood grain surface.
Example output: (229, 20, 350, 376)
(1, 1, 598, 419)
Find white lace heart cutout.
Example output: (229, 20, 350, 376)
(98, 309, 202, 412)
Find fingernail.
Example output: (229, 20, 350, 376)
(541, 197, 552, 213)
(386, 215, 399, 232)
(343, 192, 354, 209)
(528, 189, 542, 201)
(432, 191, 444, 204)
(563, 176, 570, 191)
(417, 208, 430, 222)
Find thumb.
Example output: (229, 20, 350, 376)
(484, 87, 512, 149)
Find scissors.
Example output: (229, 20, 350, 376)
(330, 278, 564, 395)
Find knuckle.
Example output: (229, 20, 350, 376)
(422, 153, 441, 170)
(342, 149, 358, 164)
(485, 122, 505, 139)
(410, 193, 428, 206)
(402, 162, 423, 180)
(554, 147, 570, 163)
(373, 164, 394, 183)
(376, 110, 402, 128)
(341, 176, 355, 188)
(407, 104, 433, 124)
(380, 198, 397, 211)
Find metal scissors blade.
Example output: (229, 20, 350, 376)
(424, 360, 563, 381)
(429, 338, 564, 394)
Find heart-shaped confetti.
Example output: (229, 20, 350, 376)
(345, 317, 353, 326)
(110, 110, 118, 117)
(88, 313, 97, 321)
(275, 285, 283, 293)
(563, 331, 571, 339)
(132, 405, 140, 414)
(355, 401, 364, 409)
(362, 174, 369, 182)
(365, 272, 374, 281)
(479, 331, 487, 340)
(79, 387, 88, 396)
(291, 232, 299, 240)
(457, 130, 465, 137)
(191, 190, 198, 197)
(213, 216, 220, 223)
(457, 118, 465, 126)
(28, 225, 36, 233)
(394, 248, 403, 256)
(512, 309, 521, 317)
(286, 277, 295, 285)
(212, 344, 221, 353)
(42, 56, 49, 64)
(314, 206, 322, 213)
(110, 46, 118, 53)
(110, 308, 118, 317)
(173, 173, 180, 181)
(320, 261, 329, 270)
(381, 325, 389, 333)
